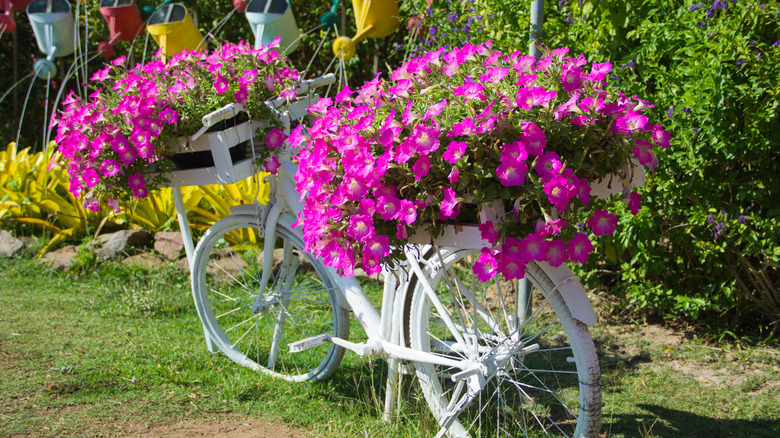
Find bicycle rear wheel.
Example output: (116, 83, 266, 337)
(408, 249, 601, 437)
(191, 214, 349, 382)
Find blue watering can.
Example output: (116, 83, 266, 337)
(27, 0, 75, 80)
(244, 0, 300, 54)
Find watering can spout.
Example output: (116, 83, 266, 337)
(333, 0, 398, 60)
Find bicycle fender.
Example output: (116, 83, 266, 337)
(537, 262, 598, 326)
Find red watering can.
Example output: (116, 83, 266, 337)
(98, 0, 144, 57)
(0, 0, 33, 33)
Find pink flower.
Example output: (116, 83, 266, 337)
(159, 108, 178, 124)
(118, 148, 137, 165)
(616, 111, 648, 133)
(516, 87, 557, 110)
(90, 66, 111, 82)
(628, 192, 642, 215)
(478, 67, 509, 83)
(365, 235, 390, 259)
(388, 79, 413, 97)
(545, 239, 569, 267)
(347, 214, 374, 242)
(473, 251, 498, 282)
(213, 74, 229, 94)
(99, 159, 121, 177)
(377, 195, 401, 221)
(587, 62, 612, 83)
(132, 186, 149, 199)
(453, 80, 486, 101)
(266, 128, 286, 149)
(412, 155, 431, 180)
(450, 118, 475, 137)
(535, 151, 562, 175)
(342, 174, 370, 201)
(439, 187, 459, 219)
(479, 221, 498, 244)
(398, 199, 418, 225)
(500, 141, 528, 163)
(234, 85, 249, 103)
(501, 237, 522, 260)
(535, 218, 568, 238)
(107, 197, 120, 213)
(127, 173, 145, 190)
(567, 233, 593, 264)
(498, 256, 526, 280)
(560, 64, 582, 92)
(411, 124, 440, 155)
(264, 156, 281, 174)
(83, 168, 99, 187)
(496, 161, 527, 186)
(422, 99, 448, 121)
(652, 124, 671, 148)
(111, 56, 126, 67)
(448, 166, 460, 183)
(587, 209, 618, 236)
(442, 141, 467, 163)
(519, 234, 548, 262)
(633, 142, 658, 170)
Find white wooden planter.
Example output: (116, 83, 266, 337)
(147, 119, 268, 188)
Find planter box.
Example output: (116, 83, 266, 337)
(144, 119, 269, 188)
(589, 160, 646, 200)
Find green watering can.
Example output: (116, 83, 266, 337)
(244, 0, 300, 54)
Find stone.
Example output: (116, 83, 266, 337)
(40, 246, 80, 270)
(154, 231, 185, 261)
(122, 253, 167, 270)
(0, 230, 23, 258)
(88, 230, 152, 260)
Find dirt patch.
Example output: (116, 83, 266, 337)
(134, 419, 309, 438)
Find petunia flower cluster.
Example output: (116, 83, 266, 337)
(51, 40, 298, 212)
(294, 42, 670, 281)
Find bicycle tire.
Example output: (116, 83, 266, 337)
(191, 214, 349, 382)
(408, 249, 601, 437)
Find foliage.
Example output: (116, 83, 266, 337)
(297, 42, 667, 279)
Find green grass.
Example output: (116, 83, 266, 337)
(0, 256, 778, 437)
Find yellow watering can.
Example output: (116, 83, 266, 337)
(146, 2, 204, 57)
(333, 0, 399, 61)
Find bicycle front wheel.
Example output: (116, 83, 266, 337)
(191, 214, 349, 382)
(408, 250, 601, 437)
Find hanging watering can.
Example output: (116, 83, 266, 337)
(245, 0, 300, 55)
(146, 2, 204, 57)
(333, 0, 399, 61)
(27, 0, 75, 80)
(1, 0, 33, 33)
(97, 0, 144, 57)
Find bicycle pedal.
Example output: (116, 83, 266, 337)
(288, 334, 329, 353)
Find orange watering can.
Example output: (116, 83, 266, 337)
(98, 0, 145, 57)
(333, 0, 399, 61)
(146, 2, 204, 57)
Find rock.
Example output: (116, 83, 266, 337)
(154, 231, 185, 261)
(122, 253, 167, 270)
(0, 230, 23, 258)
(40, 246, 80, 270)
(88, 230, 151, 260)
(174, 257, 191, 273)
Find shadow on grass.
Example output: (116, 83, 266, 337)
(606, 403, 780, 438)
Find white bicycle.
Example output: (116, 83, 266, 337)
(178, 74, 602, 437)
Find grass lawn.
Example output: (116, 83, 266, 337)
(0, 256, 778, 437)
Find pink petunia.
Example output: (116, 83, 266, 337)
(516, 87, 557, 110)
(266, 128, 286, 149)
(411, 124, 441, 155)
(633, 143, 658, 170)
(453, 80, 486, 101)
(450, 118, 475, 138)
(567, 233, 593, 264)
(213, 74, 229, 94)
(364, 235, 390, 259)
(442, 140, 467, 163)
(439, 187, 459, 219)
(397, 199, 417, 225)
(652, 124, 671, 148)
(587, 209, 618, 236)
(422, 99, 448, 121)
(448, 166, 460, 183)
(132, 186, 149, 199)
(118, 148, 137, 165)
(560, 64, 582, 92)
(82, 168, 99, 187)
(498, 255, 526, 280)
(347, 214, 374, 242)
(159, 108, 179, 124)
(479, 221, 498, 244)
(473, 250, 498, 282)
(412, 155, 432, 180)
(535, 218, 568, 238)
(99, 159, 121, 177)
(628, 191, 643, 215)
(107, 197, 120, 214)
(518, 233, 548, 262)
(496, 161, 528, 187)
(127, 173, 145, 190)
(234, 85, 249, 103)
(377, 195, 401, 221)
(615, 111, 648, 133)
(264, 156, 281, 174)
(544, 239, 569, 267)
(478, 67, 509, 83)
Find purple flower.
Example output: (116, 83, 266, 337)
(736, 58, 746, 66)
(738, 215, 746, 223)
